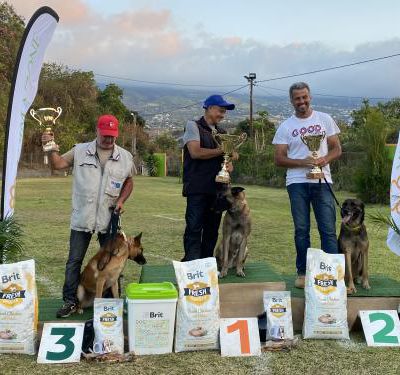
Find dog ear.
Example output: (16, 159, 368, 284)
(231, 186, 245, 196)
(360, 202, 365, 222)
(134, 232, 142, 244)
(97, 253, 111, 271)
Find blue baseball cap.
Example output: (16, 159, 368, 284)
(203, 95, 235, 110)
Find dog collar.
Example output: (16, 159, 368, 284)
(344, 224, 362, 233)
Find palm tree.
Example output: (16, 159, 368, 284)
(0, 215, 24, 264)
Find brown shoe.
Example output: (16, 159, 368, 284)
(295, 275, 305, 289)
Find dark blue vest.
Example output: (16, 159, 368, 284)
(182, 117, 226, 196)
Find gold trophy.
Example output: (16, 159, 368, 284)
(212, 130, 247, 184)
(30, 107, 62, 165)
(300, 131, 326, 179)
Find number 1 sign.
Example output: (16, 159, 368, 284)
(220, 318, 261, 357)
(359, 310, 400, 347)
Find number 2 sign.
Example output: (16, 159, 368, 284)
(37, 322, 85, 363)
(220, 318, 261, 357)
(359, 310, 400, 347)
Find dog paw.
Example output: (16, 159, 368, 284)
(219, 269, 228, 278)
(362, 280, 371, 290)
(347, 285, 357, 295)
(236, 270, 246, 277)
(77, 308, 84, 315)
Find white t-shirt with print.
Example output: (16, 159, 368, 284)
(272, 110, 340, 186)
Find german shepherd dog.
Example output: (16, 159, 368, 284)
(215, 186, 251, 278)
(338, 199, 370, 294)
(77, 232, 146, 310)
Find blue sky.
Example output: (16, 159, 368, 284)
(9, 0, 400, 97)
(83, 0, 400, 49)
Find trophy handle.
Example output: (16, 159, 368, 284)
(54, 107, 62, 122)
(235, 133, 248, 149)
(29, 108, 42, 125)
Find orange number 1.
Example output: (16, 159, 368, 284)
(227, 319, 250, 354)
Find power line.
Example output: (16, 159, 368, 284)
(95, 73, 243, 88)
(254, 84, 286, 99)
(256, 83, 393, 100)
(141, 84, 250, 118)
(256, 52, 400, 83)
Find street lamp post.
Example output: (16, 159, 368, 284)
(244, 72, 256, 137)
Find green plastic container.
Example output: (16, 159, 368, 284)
(125, 282, 177, 300)
(125, 282, 178, 354)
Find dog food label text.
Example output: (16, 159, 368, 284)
(184, 282, 211, 305)
(270, 304, 287, 318)
(186, 271, 204, 280)
(314, 274, 337, 294)
(100, 312, 118, 327)
(319, 262, 332, 272)
(1, 272, 21, 284)
(0, 283, 26, 308)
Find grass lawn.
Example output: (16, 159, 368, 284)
(1, 176, 399, 374)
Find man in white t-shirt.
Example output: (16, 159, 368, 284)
(272, 82, 342, 288)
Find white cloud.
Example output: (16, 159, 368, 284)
(9, 0, 400, 97)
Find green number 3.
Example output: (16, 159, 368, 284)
(369, 313, 399, 344)
(46, 327, 76, 361)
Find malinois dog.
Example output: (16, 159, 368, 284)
(215, 186, 251, 278)
(77, 231, 146, 310)
(338, 199, 370, 294)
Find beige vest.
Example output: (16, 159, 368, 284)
(70, 140, 133, 233)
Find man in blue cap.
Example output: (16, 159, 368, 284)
(182, 94, 236, 261)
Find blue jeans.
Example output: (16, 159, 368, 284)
(63, 230, 108, 303)
(287, 183, 338, 275)
(183, 194, 222, 261)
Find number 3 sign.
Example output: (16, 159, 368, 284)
(37, 323, 85, 363)
(220, 318, 261, 357)
(359, 310, 400, 347)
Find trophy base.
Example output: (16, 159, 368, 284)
(215, 174, 231, 184)
(306, 171, 325, 179)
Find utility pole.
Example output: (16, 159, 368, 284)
(244, 73, 256, 137)
(131, 112, 137, 156)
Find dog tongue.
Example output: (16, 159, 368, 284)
(342, 215, 352, 224)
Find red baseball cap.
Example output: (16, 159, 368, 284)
(97, 114, 119, 137)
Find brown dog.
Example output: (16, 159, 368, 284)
(215, 186, 251, 278)
(77, 231, 146, 310)
(338, 199, 370, 294)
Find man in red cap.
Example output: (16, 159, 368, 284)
(41, 114, 134, 317)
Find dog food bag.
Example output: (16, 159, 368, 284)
(303, 248, 349, 340)
(173, 257, 220, 352)
(93, 298, 124, 354)
(263, 291, 294, 340)
(0, 259, 38, 355)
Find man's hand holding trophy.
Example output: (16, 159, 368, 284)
(300, 131, 326, 179)
(30, 107, 62, 164)
(212, 130, 247, 184)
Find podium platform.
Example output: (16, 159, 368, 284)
(38, 263, 400, 332)
(138, 263, 400, 331)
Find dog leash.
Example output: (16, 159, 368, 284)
(320, 177, 342, 209)
(105, 209, 121, 242)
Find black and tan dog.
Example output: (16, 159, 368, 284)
(215, 186, 251, 278)
(77, 232, 146, 310)
(338, 198, 370, 294)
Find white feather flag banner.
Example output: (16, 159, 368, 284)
(387, 132, 400, 255)
(1, 7, 59, 219)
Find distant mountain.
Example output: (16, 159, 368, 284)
(97, 81, 385, 129)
